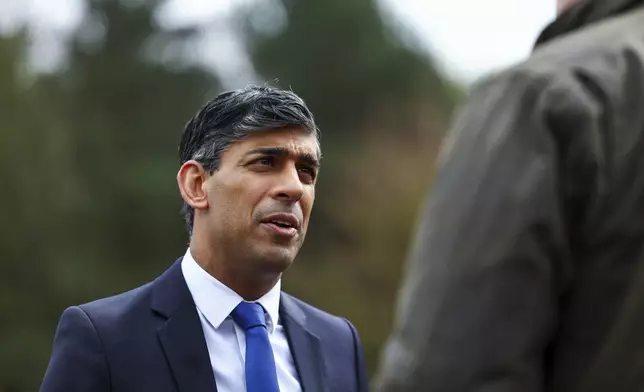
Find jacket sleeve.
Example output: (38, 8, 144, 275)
(40, 306, 111, 392)
(374, 69, 602, 392)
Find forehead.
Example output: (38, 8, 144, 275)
(229, 127, 319, 157)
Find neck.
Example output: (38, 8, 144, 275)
(189, 242, 280, 301)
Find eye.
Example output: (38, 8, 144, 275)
(297, 166, 317, 183)
(254, 156, 274, 166)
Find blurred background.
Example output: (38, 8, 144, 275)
(0, 0, 554, 390)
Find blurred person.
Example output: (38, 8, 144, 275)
(40, 86, 368, 392)
(375, 0, 644, 391)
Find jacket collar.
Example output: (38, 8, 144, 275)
(151, 257, 192, 318)
(152, 258, 219, 392)
(535, 0, 644, 47)
(280, 294, 327, 392)
(151, 258, 327, 392)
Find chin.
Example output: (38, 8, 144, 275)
(254, 247, 297, 274)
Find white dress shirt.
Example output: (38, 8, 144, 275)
(181, 249, 302, 392)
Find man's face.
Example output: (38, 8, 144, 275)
(201, 127, 319, 275)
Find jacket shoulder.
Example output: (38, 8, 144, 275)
(76, 281, 155, 327)
(518, 9, 644, 81)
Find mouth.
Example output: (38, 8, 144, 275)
(260, 213, 300, 238)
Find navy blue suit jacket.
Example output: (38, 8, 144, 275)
(40, 258, 369, 392)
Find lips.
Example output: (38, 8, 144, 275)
(260, 213, 300, 238)
(260, 213, 300, 230)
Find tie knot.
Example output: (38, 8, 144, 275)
(231, 302, 266, 331)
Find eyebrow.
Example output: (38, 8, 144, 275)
(244, 147, 320, 168)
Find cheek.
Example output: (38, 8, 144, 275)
(207, 170, 271, 227)
(228, 183, 267, 222)
(207, 180, 247, 221)
(301, 190, 315, 220)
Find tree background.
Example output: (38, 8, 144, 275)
(0, 0, 464, 390)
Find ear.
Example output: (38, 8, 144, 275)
(177, 160, 210, 211)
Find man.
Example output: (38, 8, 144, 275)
(375, 0, 644, 391)
(40, 86, 368, 392)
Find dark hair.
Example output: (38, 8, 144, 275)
(178, 85, 320, 235)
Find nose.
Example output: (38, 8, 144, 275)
(271, 165, 304, 203)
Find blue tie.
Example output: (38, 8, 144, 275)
(231, 302, 280, 392)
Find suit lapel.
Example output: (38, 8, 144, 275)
(280, 294, 326, 392)
(152, 259, 218, 392)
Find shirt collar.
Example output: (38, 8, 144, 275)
(180, 248, 281, 333)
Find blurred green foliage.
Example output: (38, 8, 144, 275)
(0, 0, 461, 390)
